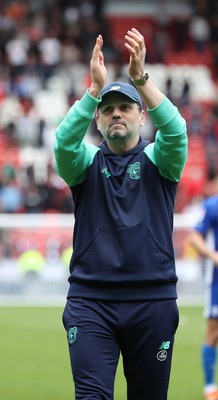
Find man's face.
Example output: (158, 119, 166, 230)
(96, 93, 145, 143)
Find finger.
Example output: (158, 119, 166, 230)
(131, 27, 143, 39)
(125, 35, 140, 54)
(126, 30, 144, 48)
(124, 42, 136, 55)
(94, 35, 103, 49)
(99, 51, 105, 66)
(92, 35, 103, 59)
(96, 34, 103, 50)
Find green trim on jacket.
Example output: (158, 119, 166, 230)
(54, 90, 188, 187)
(145, 96, 187, 182)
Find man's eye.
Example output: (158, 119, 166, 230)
(102, 107, 112, 114)
(121, 104, 132, 110)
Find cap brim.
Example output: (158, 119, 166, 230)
(98, 91, 142, 109)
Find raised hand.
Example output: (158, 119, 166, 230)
(89, 35, 107, 97)
(124, 28, 146, 81)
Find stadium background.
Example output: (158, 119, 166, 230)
(0, 0, 217, 302)
(0, 1, 218, 399)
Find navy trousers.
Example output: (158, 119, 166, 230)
(62, 297, 179, 400)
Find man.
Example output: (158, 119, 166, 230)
(186, 184, 218, 400)
(54, 28, 187, 399)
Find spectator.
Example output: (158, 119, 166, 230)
(15, 95, 42, 147)
(0, 165, 24, 213)
(38, 27, 62, 82)
(5, 30, 30, 83)
(188, 12, 211, 53)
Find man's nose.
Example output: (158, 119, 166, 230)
(112, 108, 122, 118)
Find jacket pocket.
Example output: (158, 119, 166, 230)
(71, 225, 176, 283)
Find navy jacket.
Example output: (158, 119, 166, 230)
(54, 90, 188, 300)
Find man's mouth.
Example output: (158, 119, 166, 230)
(110, 121, 125, 128)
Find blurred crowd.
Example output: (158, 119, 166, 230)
(0, 0, 217, 214)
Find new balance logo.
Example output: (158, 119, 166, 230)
(159, 341, 171, 350)
(101, 168, 111, 178)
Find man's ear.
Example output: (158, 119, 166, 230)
(140, 110, 146, 127)
(95, 110, 100, 130)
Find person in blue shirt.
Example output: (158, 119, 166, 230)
(54, 28, 187, 400)
(187, 188, 218, 400)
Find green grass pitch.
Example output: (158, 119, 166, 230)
(0, 305, 209, 399)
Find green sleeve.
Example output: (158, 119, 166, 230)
(144, 96, 188, 182)
(54, 90, 101, 187)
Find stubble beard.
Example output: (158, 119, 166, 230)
(104, 127, 133, 142)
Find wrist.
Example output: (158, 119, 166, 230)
(88, 84, 102, 99)
(131, 71, 149, 86)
